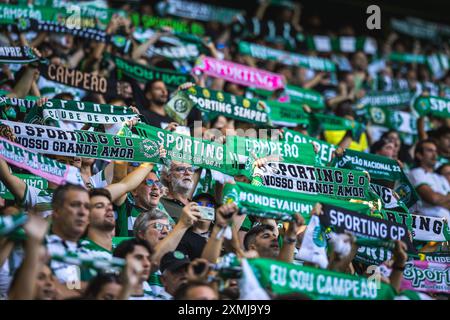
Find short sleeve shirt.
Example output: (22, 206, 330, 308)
(408, 167, 450, 219)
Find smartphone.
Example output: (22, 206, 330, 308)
(197, 206, 215, 221)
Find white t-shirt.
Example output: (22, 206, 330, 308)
(408, 167, 450, 221)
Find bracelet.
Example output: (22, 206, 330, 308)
(284, 237, 296, 244)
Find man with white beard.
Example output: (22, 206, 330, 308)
(160, 161, 197, 221)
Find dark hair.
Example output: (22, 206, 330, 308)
(83, 273, 122, 299)
(89, 188, 112, 202)
(53, 92, 74, 100)
(113, 238, 154, 259)
(436, 163, 450, 176)
(144, 79, 166, 95)
(429, 126, 450, 142)
(51, 183, 88, 211)
(243, 224, 275, 251)
(370, 138, 392, 154)
(173, 280, 217, 300)
(414, 139, 437, 165)
(335, 100, 354, 118)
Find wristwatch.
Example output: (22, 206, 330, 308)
(284, 236, 296, 244)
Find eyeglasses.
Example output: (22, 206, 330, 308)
(146, 179, 163, 188)
(173, 166, 195, 173)
(150, 222, 173, 232)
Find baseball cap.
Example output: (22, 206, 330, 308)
(160, 251, 190, 273)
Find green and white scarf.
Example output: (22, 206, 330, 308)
(130, 13, 205, 35)
(0, 46, 39, 64)
(0, 96, 138, 124)
(390, 18, 439, 40)
(368, 106, 417, 134)
(0, 4, 60, 25)
(247, 258, 396, 299)
(320, 205, 412, 249)
(282, 85, 325, 109)
(413, 95, 450, 119)
(310, 113, 366, 141)
(183, 85, 270, 126)
(223, 182, 370, 222)
(265, 100, 309, 127)
(50, 251, 125, 272)
(111, 54, 192, 88)
(283, 129, 336, 165)
(305, 36, 377, 54)
(331, 149, 403, 181)
(156, 0, 242, 24)
(357, 90, 414, 108)
(1, 120, 161, 163)
(231, 17, 303, 49)
(379, 209, 450, 242)
(238, 41, 336, 72)
(0, 136, 81, 185)
(331, 148, 419, 209)
(0, 174, 47, 200)
(17, 18, 129, 50)
(227, 135, 316, 166)
(0, 212, 28, 237)
(134, 122, 241, 176)
(387, 52, 449, 78)
(253, 161, 375, 202)
(388, 52, 427, 64)
(247, 85, 325, 110)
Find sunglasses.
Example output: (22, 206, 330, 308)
(146, 179, 163, 188)
(173, 166, 195, 173)
(150, 222, 173, 232)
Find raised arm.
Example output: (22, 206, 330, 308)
(8, 215, 48, 300)
(201, 203, 238, 263)
(277, 213, 305, 263)
(152, 202, 200, 265)
(106, 163, 154, 202)
(389, 240, 408, 293)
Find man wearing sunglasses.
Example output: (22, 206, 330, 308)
(116, 170, 171, 237)
(160, 161, 198, 221)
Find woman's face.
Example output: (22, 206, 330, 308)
(34, 265, 57, 300)
(95, 282, 122, 300)
(376, 142, 396, 159)
(386, 133, 401, 154)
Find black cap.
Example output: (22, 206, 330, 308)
(160, 251, 190, 273)
(192, 192, 217, 208)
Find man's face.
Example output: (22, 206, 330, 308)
(418, 142, 438, 167)
(53, 189, 90, 240)
(34, 265, 57, 300)
(185, 286, 218, 300)
(89, 195, 115, 231)
(146, 81, 168, 106)
(438, 134, 450, 155)
(169, 163, 194, 195)
(251, 229, 279, 258)
(96, 282, 122, 300)
(127, 245, 152, 282)
(141, 218, 171, 247)
(134, 172, 163, 209)
(162, 266, 188, 296)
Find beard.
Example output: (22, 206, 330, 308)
(171, 176, 193, 196)
(93, 218, 115, 232)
